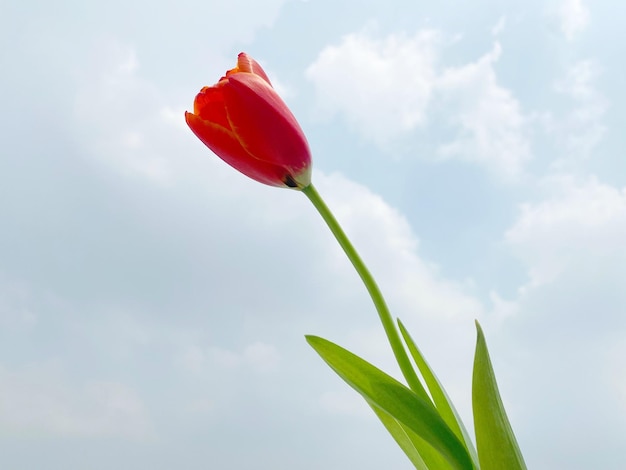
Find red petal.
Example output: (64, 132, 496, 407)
(235, 52, 272, 86)
(222, 73, 311, 174)
(193, 86, 230, 130)
(185, 111, 287, 187)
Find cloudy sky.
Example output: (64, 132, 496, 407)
(1, 0, 625, 468)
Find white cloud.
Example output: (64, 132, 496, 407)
(73, 41, 176, 184)
(609, 339, 626, 415)
(306, 28, 440, 145)
(0, 363, 152, 439)
(491, 15, 507, 36)
(179, 342, 280, 375)
(0, 276, 37, 328)
(323, 173, 484, 323)
(557, 60, 599, 101)
(319, 389, 372, 417)
(506, 175, 626, 286)
(307, 31, 530, 179)
(184, 397, 215, 413)
(436, 42, 530, 179)
(549, 60, 608, 164)
(242, 342, 280, 373)
(498, 175, 626, 468)
(488, 290, 520, 324)
(558, 0, 590, 40)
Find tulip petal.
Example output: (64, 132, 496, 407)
(185, 111, 287, 187)
(224, 53, 272, 87)
(222, 73, 310, 175)
(236, 52, 272, 86)
(193, 86, 230, 130)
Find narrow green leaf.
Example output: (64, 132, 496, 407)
(307, 335, 475, 470)
(372, 403, 460, 470)
(370, 404, 429, 470)
(398, 320, 480, 468)
(472, 321, 527, 470)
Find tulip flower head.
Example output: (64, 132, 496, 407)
(185, 53, 312, 189)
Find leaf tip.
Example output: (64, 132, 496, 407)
(474, 319, 484, 337)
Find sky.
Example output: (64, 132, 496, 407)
(1, 0, 625, 468)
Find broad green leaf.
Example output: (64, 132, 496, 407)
(398, 320, 480, 468)
(372, 403, 461, 470)
(307, 335, 475, 470)
(472, 321, 527, 470)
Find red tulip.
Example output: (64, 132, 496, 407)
(185, 53, 312, 189)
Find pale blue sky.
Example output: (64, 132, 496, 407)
(1, 0, 625, 469)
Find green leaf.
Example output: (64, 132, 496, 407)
(398, 320, 480, 468)
(369, 404, 429, 470)
(371, 403, 460, 470)
(307, 335, 475, 470)
(472, 321, 527, 470)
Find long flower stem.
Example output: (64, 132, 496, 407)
(302, 183, 423, 393)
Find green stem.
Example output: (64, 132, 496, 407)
(302, 183, 423, 393)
